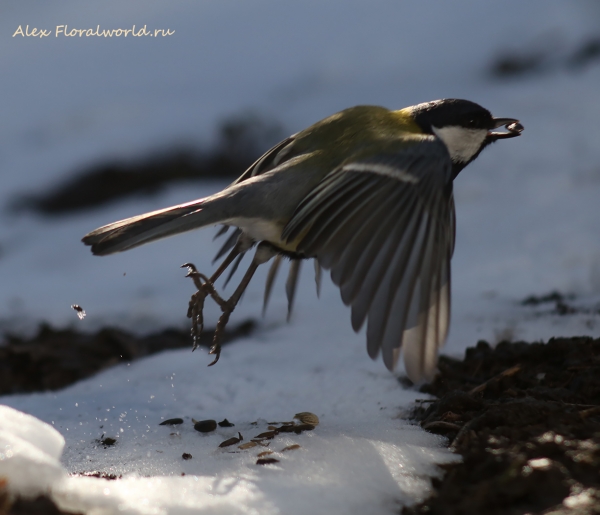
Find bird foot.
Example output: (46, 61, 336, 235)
(207, 300, 236, 366)
(181, 246, 267, 366)
(181, 263, 229, 352)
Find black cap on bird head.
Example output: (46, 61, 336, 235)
(409, 99, 523, 177)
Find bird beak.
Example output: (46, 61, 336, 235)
(487, 117, 524, 140)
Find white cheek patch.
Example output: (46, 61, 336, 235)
(432, 126, 488, 163)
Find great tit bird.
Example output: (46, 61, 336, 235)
(82, 99, 523, 382)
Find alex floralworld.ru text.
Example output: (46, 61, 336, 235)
(13, 25, 175, 38)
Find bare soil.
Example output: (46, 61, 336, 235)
(404, 337, 600, 515)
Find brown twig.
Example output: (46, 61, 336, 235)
(469, 365, 521, 395)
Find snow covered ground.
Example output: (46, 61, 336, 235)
(2, 1, 600, 513)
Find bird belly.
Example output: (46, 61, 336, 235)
(226, 217, 298, 252)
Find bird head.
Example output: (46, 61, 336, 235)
(408, 98, 523, 177)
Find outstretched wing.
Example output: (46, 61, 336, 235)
(282, 138, 454, 382)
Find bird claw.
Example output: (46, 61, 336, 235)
(207, 302, 234, 366)
(183, 263, 213, 351)
(182, 263, 235, 360)
(182, 244, 267, 366)
(181, 262, 211, 290)
(188, 289, 207, 351)
(207, 338, 221, 366)
(207, 353, 220, 366)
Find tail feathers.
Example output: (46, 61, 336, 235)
(82, 199, 216, 255)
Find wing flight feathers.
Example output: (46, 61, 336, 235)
(283, 140, 453, 382)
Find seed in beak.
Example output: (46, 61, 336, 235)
(507, 121, 524, 133)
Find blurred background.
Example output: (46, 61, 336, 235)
(1, 0, 600, 357)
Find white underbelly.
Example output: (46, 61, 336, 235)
(226, 217, 285, 245)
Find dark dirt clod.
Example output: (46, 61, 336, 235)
(403, 336, 600, 515)
(0, 320, 255, 395)
(0, 495, 83, 515)
(218, 419, 235, 427)
(182, 453, 192, 460)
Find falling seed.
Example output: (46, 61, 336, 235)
(71, 304, 86, 320)
(182, 453, 192, 460)
(257, 451, 274, 457)
(194, 420, 217, 433)
(159, 418, 184, 426)
(294, 412, 319, 426)
(238, 441, 258, 450)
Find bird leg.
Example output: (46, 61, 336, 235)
(207, 242, 277, 366)
(182, 234, 254, 350)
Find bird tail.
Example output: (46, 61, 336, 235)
(82, 198, 227, 256)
